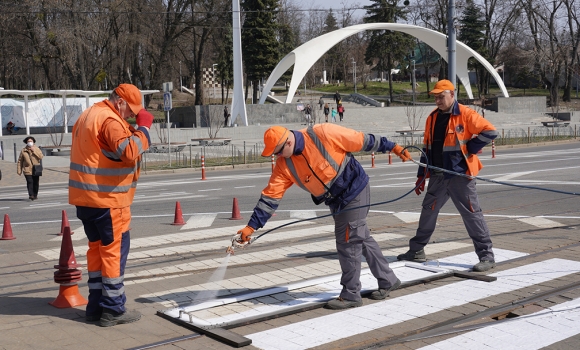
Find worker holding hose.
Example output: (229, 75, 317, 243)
(397, 79, 499, 272)
(234, 123, 410, 310)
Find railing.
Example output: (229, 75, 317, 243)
(140, 125, 578, 170)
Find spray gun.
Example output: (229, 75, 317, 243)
(225, 233, 251, 255)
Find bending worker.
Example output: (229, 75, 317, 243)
(397, 79, 498, 272)
(69, 84, 153, 327)
(235, 124, 410, 310)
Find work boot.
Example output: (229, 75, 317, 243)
(369, 279, 401, 300)
(473, 260, 496, 272)
(397, 249, 426, 262)
(85, 310, 102, 322)
(324, 297, 363, 310)
(99, 309, 141, 327)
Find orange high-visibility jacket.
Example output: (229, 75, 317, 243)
(419, 102, 498, 178)
(69, 100, 150, 208)
(248, 124, 397, 229)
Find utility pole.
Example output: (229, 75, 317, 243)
(179, 61, 182, 92)
(352, 59, 357, 94)
(448, 0, 456, 91)
(412, 59, 416, 105)
(212, 63, 217, 102)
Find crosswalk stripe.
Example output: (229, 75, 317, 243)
(393, 212, 421, 223)
(518, 217, 565, 228)
(36, 219, 313, 260)
(289, 211, 318, 219)
(418, 297, 580, 350)
(49, 225, 86, 241)
(139, 241, 473, 306)
(181, 214, 217, 230)
(247, 258, 580, 350)
(126, 231, 406, 276)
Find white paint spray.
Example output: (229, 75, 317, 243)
(190, 253, 231, 304)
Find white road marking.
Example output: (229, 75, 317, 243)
(492, 171, 536, 182)
(518, 217, 565, 228)
(393, 212, 421, 223)
(49, 225, 86, 241)
(133, 195, 206, 203)
(418, 297, 580, 350)
(181, 214, 217, 230)
(158, 249, 524, 324)
(234, 186, 255, 189)
(35, 219, 314, 260)
(26, 202, 61, 208)
(198, 188, 221, 192)
(289, 210, 318, 219)
(247, 258, 580, 350)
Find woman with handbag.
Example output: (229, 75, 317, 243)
(17, 136, 43, 200)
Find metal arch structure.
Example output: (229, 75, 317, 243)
(259, 23, 508, 104)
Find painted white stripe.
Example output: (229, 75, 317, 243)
(393, 212, 421, 223)
(27, 202, 61, 208)
(234, 186, 255, 189)
(289, 210, 318, 219)
(128, 225, 338, 260)
(137, 242, 473, 303)
(518, 217, 565, 228)
(418, 297, 580, 350)
(181, 213, 217, 230)
(492, 171, 536, 181)
(133, 194, 206, 203)
(198, 188, 221, 192)
(247, 258, 580, 350)
(159, 248, 519, 320)
(35, 219, 314, 260)
(49, 225, 86, 241)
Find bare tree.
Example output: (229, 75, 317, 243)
(200, 106, 224, 139)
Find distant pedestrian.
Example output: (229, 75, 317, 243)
(324, 103, 330, 122)
(17, 136, 43, 201)
(331, 108, 337, 122)
(338, 104, 345, 122)
(334, 91, 341, 106)
(319, 97, 324, 110)
(304, 104, 312, 125)
(224, 106, 230, 127)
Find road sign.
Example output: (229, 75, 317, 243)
(163, 82, 173, 92)
(163, 92, 172, 111)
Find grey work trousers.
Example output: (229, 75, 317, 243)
(410, 173, 494, 261)
(332, 183, 399, 302)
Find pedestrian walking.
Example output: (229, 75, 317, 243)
(233, 124, 412, 310)
(331, 107, 337, 122)
(397, 79, 499, 272)
(224, 105, 230, 127)
(319, 97, 324, 110)
(324, 103, 330, 122)
(334, 91, 341, 107)
(304, 104, 313, 125)
(17, 136, 43, 200)
(338, 104, 345, 122)
(69, 84, 153, 327)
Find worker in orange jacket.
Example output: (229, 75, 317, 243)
(235, 124, 411, 310)
(397, 79, 499, 272)
(69, 84, 153, 327)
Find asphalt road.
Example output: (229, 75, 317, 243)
(1, 141, 578, 253)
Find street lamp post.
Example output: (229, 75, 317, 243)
(179, 61, 182, 92)
(212, 63, 218, 102)
(411, 59, 416, 105)
(352, 59, 357, 94)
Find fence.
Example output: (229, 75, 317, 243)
(139, 125, 578, 171)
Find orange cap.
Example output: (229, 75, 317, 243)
(429, 79, 455, 94)
(261, 126, 290, 157)
(114, 84, 143, 115)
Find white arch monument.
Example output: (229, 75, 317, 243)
(259, 23, 508, 104)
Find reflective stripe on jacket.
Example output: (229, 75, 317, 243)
(248, 123, 397, 229)
(418, 101, 498, 178)
(69, 100, 150, 208)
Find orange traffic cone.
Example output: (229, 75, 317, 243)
(58, 210, 74, 236)
(230, 198, 243, 220)
(49, 226, 87, 308)
(0, 214, 15, 240)
(171, 201, 186, 225)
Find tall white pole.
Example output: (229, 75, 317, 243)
(230, 0, 248, 126)
(448, 0, 456, 89)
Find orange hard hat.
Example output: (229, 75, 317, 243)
(261, 126, 290, 157)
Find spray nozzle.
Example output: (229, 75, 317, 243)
(226, 233, 250, 255)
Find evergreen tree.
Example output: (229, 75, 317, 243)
(323, 9, 341, 83)
(215, 22, 233, 104)
(458, 0, 488, 96)
(242, 0, 281, 104)
(363, 0, 414, 103)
